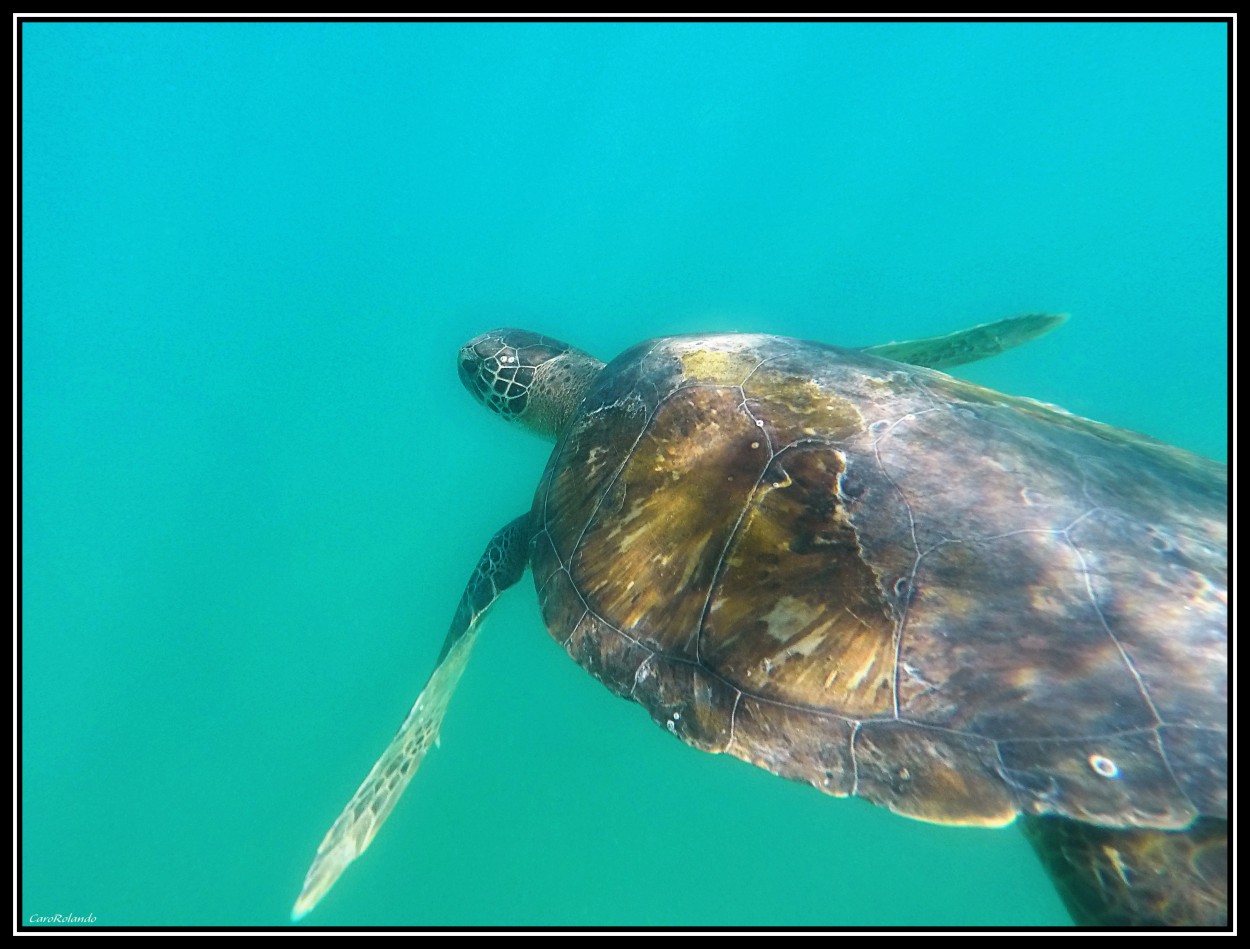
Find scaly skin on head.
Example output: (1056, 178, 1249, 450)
(458, 329, 605, 439)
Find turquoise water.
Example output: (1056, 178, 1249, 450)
(21, 21, 1226, 929)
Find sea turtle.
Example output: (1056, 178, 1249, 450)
(293, 314, 1227, 926)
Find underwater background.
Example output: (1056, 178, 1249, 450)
(21, 20, 1226, 928)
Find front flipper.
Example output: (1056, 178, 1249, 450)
(860, 312, 1068, 370)
(292, 513, 532, 920)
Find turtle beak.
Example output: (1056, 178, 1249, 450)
(457, 346, 479, 386)
(457, 344, 488, 404)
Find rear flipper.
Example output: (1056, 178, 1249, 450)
(1022, 814, 1227, 927)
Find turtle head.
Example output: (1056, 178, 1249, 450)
(458, 329, 605, 440)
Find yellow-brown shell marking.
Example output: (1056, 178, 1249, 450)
(529, 334, 1226, 838)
